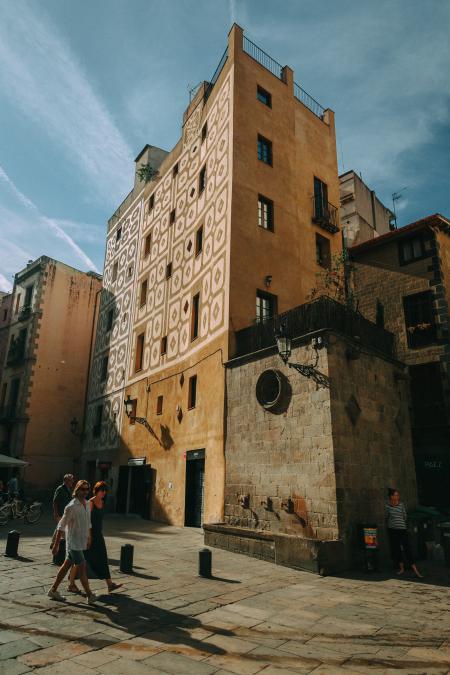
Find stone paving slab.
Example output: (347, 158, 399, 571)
(0, 513, 450, 674)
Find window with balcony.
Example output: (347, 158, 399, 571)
(398, 235, 425, 265)
(191, 292, 200, 340)
(140, 279, 148, 307)
(195, 225, 203, 256)
(257, 85, 272, 107)
(188, 375, 197, 409)
(8, 379, 20, 417)
(256, 290, 277, 323)
(315, 233, 331, 268)
(258, 195, 274, 231)
(257, 134, 272, 165)
(24, 285, 33, 308)
(156, 395, 163, 415)
(199, 166, 206, 193)
(93, 405, 103, 437)
(144, 233, 151, 257)
(15, 294, 21, 315)
(135, 332, 144, 372)
(100, 355, 108, 382)
(403, 291, 436, 348)
(313, 177, 338, 233)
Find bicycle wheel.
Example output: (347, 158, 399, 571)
(25, 505, 42, 524)
(0, 508, 10, 526)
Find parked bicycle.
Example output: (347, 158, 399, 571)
(0, 496, 42, 525)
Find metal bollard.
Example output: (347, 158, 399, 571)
(5, 530, 20, 558)
(120, 543, 134, 573)
(199, 548, 212, 578)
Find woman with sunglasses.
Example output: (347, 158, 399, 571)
(68, 481, 122, 594)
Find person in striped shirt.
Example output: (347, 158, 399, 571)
(385, 488, 422, 578)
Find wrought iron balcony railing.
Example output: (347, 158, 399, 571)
(0, 406, 16, 423)
(233, 296, 396, 360)
(312, 197, 339, 234)
(18, 305, 32, 322)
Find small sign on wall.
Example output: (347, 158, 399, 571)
(128, 457, 146, 466)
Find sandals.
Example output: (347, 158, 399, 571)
(108, 582, 123, 593)
(67, 585, 82, 594)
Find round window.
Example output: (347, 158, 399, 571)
(255, 369, 283, 409)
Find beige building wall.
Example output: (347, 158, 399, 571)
(340, 170, 393, 247)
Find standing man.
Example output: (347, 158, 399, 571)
(48, 480, 97, 604)
(52, 474, 74, 565)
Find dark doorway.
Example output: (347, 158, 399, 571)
(184, 449, 205, 527)
(116, 464, 153, 518)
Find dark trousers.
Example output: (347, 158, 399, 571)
(388, 528, 414, 567)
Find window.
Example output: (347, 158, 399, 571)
(376, 300, 385, 328)
(24, 285, 33, 308)
(144, 233, 151, 257)
(93, 405, 103, 437)
(9, 379, 20, 415)
(410, 362, 446, 427)
(135, 332, 144, 372)
(100, 355, 108, 382)
(149, 194, 154, 211)
(2, 309, 7, 322)
(156, 395, 163, 415)
(315, 233, 331, 268)
(116, 227, 122, 242)
(258, 195, 274, 231)
(127, 265, 133, 278)
(257, 85, 272, 107)
(403, 291, 436, 349)
(106, 309, 114, 332)
(0, 382, 7, 408)
(161, 336, 167, 355)
(256, 290, 277, 323)
(313, 177, 328, 219)
(199, 166, 206, 193)
(195, 225, 203, 256)
(257, 134, 272, 165)
(166, 262, 172, 279)
(170, 209, 176, 225)
(15, 294, 21, 314)
(140, 279, 148, 307)
(399, 235, 425, 265)
(191, 293, 200, 340)
(128, 398, 137, 425)
(173, 163, 179, 178)
(201, 122, 207, 143)
(188, 375, 197, 409)
(112, 262, 118, 282)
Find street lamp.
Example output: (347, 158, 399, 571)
(275, 321, 329, 388)
(124, 395, 134, 418)
(123, 395, 163, 446)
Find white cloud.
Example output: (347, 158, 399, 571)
(0, 165, 100, 273)
(0, 1, 134, 205)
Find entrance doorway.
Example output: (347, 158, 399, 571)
(184, 449, 205, 527)
(116, 464, 154, 518)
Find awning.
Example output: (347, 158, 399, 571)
(0, 454, 29, 467)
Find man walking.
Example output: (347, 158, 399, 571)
(52, 474, 74, 565)
(48, 479, 97, 604)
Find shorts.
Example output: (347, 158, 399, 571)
(67, 549, 85, 565)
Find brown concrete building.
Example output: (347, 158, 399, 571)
(0, 292, 12, 411)
(350, 214, 450, 506)
(0, 257, 102, 494)
(205, 297, 417, 573)
(82, 24, 342, 526)
(340, 170, 394, 248)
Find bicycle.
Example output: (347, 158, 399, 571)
(0, 496, 42, 525)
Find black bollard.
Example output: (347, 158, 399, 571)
(120, 543, 134, 573)
(5, 530, 20, 558)
(199, 548, 212, 578)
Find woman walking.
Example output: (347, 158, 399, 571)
(68, 481, 122, 593)
(385, 488, 422, 578)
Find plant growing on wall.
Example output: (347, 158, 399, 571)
(309, 250, 356, 308)
(136, 163, 159, 183)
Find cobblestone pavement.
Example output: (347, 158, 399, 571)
(0, 513, 450, 674)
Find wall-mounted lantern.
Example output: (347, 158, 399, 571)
(275, 320, 329, 388)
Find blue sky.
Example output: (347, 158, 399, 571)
(0, 0, 449, 291)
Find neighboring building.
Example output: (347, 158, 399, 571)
(0, 257, 102, 494)
(82, 24, 342, 526)
(350, 214, 450, 506)
(340, 170, 394, 248)
(0, 292, 12, 404)
(205, 297, 417, 573)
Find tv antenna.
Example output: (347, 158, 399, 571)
(391, 187, 408, 229)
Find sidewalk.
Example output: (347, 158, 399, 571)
(0, 513, 449, 674)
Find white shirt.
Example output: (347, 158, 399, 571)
(57, 497, 91, 550)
